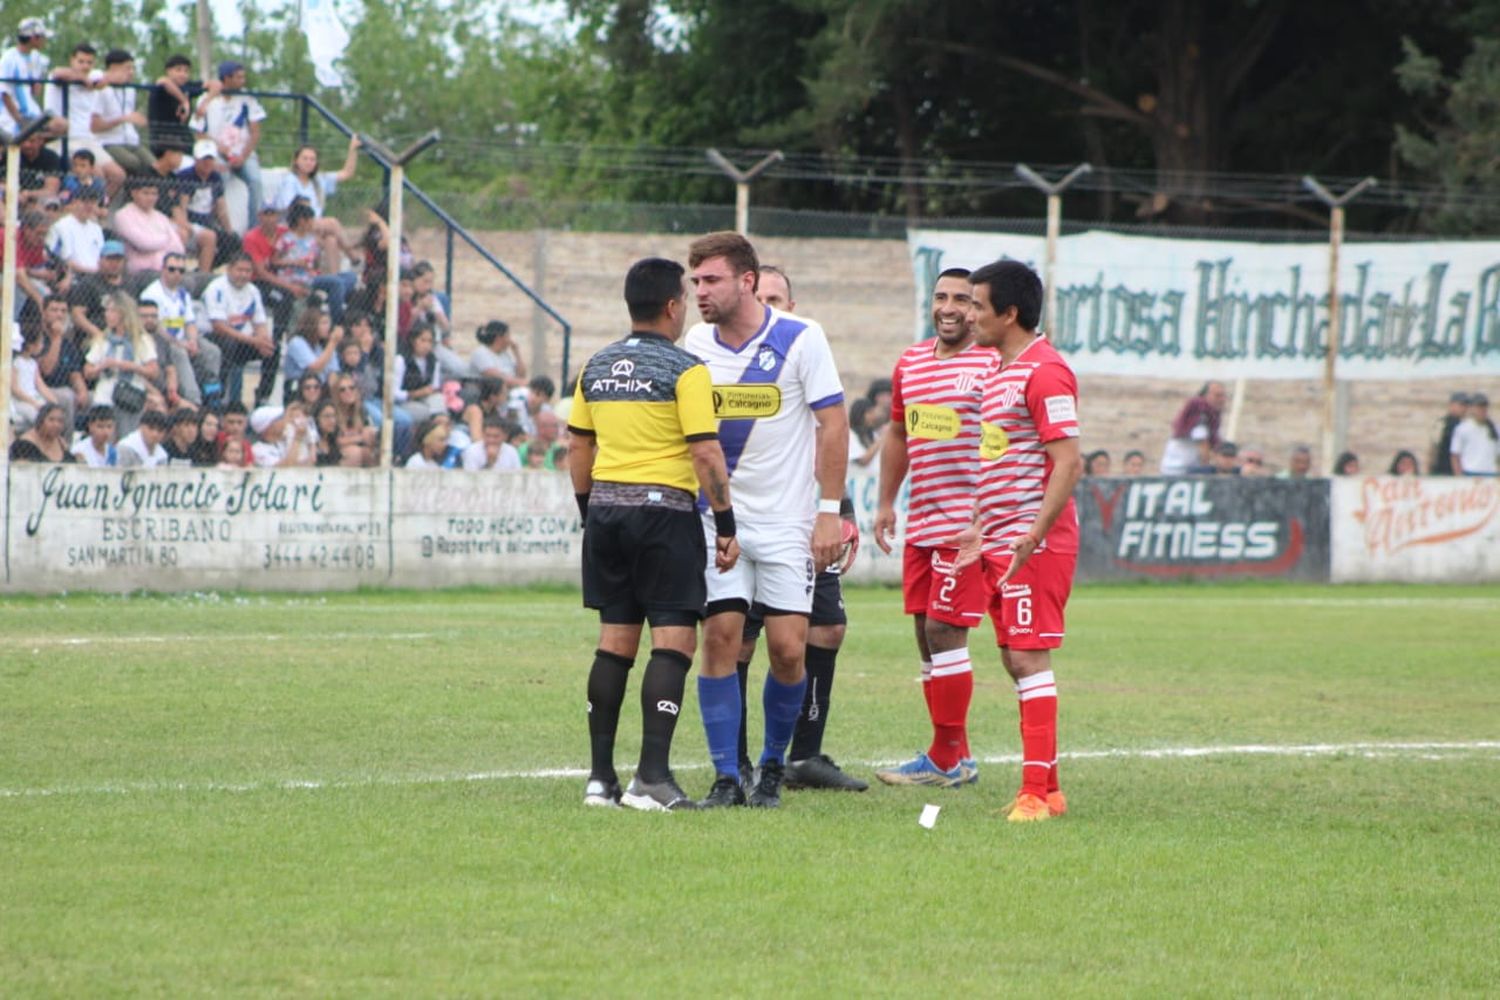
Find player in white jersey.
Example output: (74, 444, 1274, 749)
(873, 267, 999, 788)
(682, 232, 849, 809)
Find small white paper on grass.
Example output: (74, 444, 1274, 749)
(918, 804, 940, 829)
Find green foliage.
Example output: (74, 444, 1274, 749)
(1396, 36, 1500, 233)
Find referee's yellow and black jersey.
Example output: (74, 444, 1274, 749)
(568, 331, 718, 494)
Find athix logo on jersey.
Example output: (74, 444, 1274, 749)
(905, 403, 961, 441)
(611, 358, 635, 378)
(590, 358, 654, 394)
(656, 700, 680, 716)
(756, 346, 778, 371)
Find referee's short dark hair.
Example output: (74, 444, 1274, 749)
(969, 259, 1043, 331)
(625, 257, 686, 323)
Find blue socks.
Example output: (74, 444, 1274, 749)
(698, 674, 742, 779)
(760, 673, 808, 766)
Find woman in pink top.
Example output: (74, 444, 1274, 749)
(113, 177, 185, 273)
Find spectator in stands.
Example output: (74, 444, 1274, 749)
(469, 320, 527, 389)
(250, 403, 316, 467)
(282, 307, 342, 394)
(217, 401, 252, 466)
(36, 294, 88, 427)
(1238, 445, 1270, 477)
(847, 396, 883, 471)
(147, 54, 199, 153)
(83, 291, 159, 437)
(519, 409, 562, 470)
(339, 312, 407, 453)
(2, 210, 56, 320)
(293, 373, 326, 412)
(1161, 381, 1226, 475)
(507, 374, 555, 435)
(9, 402, 73, 462)
(70, 404, 118, 466)
(1122, 449, 1146, 475)
(327, 372, 375, 465)
(14, 130, 64, 209)
(67, 238, 128, 342)
(204, 254, 274, 406)
(1450, 394, 1499, 476)
(10, 324, 55, 430)
(407, 260, 456, 362)
(1277, 445, 1312, 479)
(140, 252, 221, 406)
(1430, 392, 1468, 476)
(91, 49, 152, 174)
(45, 45, 114, 192)
(1334, 451, 1361, 475)
(351, 204, 413, 319)
(190, 408, 219, 466)
(405, 414, 459, 469)
(60, 150, 107, 206)
(1, 18, 66, 139)
(1084, 449, 1112, 477)
(114, 177, 185, 274)
(273, 201, 354, 322)
(395, 323, 444, 423)
(272, 137, 362, 268)
(310, 398, 341, 466)
(136, 298, 202, 410)
(47, 191, 105, 275)
(194, 62, 267, 222)
(1387, 450, 1421, 476)
(460, 378, 508, 446)
(174, 140, 237, 267)
(117, 408, 169, 467)
(461, 413, 521, 471)
(1189, 440, 1239, 475)
(160, 407, 198, 465)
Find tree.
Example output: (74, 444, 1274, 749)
(1396, 35, 1500, 233)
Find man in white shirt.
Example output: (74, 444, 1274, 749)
(1450, 393, 1499, 476)
(45, 190, 104, 274)
(140, 251, 222, 403)
(204, 254, 274, 406)
(0, 18, 66, 137)
(70, 405, 119, 467)
(249, 404, 316, 467)
(43, 42, 125, 194)
(117, 409, 170, 468)
(195, 62, 267, 220)
(461, 415, 521, 471)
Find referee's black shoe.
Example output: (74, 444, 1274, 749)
(748, 760, 786, 808)
(786, 754, 869, 792)
(700, 774, 747, 808)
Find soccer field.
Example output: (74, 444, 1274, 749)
(3, 583, 1497, 996)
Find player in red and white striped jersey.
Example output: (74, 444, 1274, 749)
(873, 267, 999, 788)
(952, 259, 1084, 822)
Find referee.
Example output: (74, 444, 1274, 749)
(567, 257, 739, 812)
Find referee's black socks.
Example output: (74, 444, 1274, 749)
(790, 644, 839, 762)
(637, 648, 692, 784)
(587, 650, 634, 784)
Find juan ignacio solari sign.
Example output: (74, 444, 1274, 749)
(909, 229, 1500, 380)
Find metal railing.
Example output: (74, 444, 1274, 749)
(4, 77, 576, 381)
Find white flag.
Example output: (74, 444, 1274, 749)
(303, 0, 350, 88)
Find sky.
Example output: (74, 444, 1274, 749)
(195, 0, 575, 40)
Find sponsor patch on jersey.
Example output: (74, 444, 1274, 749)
(1045, 394, 1077, 424)
(979, 421, 1010, 460)
(711, 384, 782, 418)
(905, 403, 961, 441)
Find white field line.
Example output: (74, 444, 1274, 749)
(2, 740, 1497, 800)
(12, 631, 438, 648)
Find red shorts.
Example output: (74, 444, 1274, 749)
(902, 544, 988, 628)
(982, 548, 1077, 650)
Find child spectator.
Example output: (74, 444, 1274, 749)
(462, 414, 521, 471)
(113, 177, 186, 274)
(161, 407, 199, 465)
(9, 402, 74, 463)
(273, 201, 353, 321)
(249, 403, 316, 467)
(282, 307, 342, 394)
(117, 408, 170, 467)
(10, 323, 56, 430)
(194, 62, 267, 222)
(518, 410, 562, 470)
(70, 404, 118, 466)
(46, 191, 105, 275)
(60, 149, 108, 206)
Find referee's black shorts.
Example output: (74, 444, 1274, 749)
(743, 569, 846, 640)
(583, 498, 705, 628)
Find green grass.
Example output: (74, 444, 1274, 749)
(3, 584, 1498, 996)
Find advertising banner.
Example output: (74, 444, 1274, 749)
(1075, 476, 1331, 581)
(909, 228, 1500, 381)
(1330, 475, 1500, 582)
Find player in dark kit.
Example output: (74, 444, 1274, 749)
(566, 257, 739, 812)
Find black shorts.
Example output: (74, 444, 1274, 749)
(743, 570, 846, 640)
(583, 502, 705, 628)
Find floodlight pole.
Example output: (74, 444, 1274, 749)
(707, 149, 784, 235)
(1, 117, 55, 466)
(1303, 175, 1376, 476)
(361, 130, 440, 469)
(1016, 163, 1091, 336)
